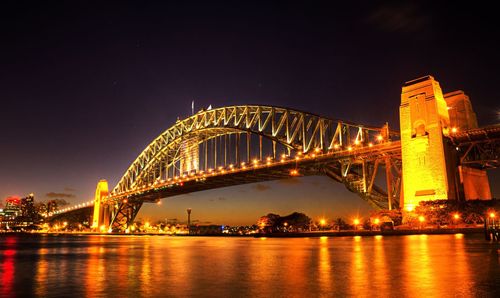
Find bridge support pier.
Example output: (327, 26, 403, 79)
(110, 201, 143, 232)
(92, 179, 111, 232)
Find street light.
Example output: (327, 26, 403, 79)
(319, 219, 326, 231)
(353, 218, 360, 230)
(418, 216, 425, 229)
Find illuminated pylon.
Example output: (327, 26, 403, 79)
(92, 179, 110, 231)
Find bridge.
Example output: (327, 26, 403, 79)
(49, 76, 500, 232)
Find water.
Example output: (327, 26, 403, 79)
(1, 234, 499, 297)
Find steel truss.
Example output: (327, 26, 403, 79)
(106, 105, 401, 231)
(450, 125, 500, 169)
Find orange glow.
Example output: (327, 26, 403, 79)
(418, 216, 425, 222)
(368, 142, 373, 147)
(353, 218, 360, 225)
(377, 135, 383, 141)
(347, 146, 353, 151)
(374, 218, 380, 224)
(453, 213, 460, 220)
(315, 147, 321, 153)
(290, 169, 299, 176)
(451, 127, 458, 133)
(320, 219, 326, 226)
(354, 139, 360, 145)
(333, 144, 339, 149)
(490, 212, 496, 218)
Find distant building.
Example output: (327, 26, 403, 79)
(2, 196, 21, 221)
(21, 193, 36, 220)
(47, 200, 58, 214)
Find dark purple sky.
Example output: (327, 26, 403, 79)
(1, 1, 498, 224)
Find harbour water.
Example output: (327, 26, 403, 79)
(1, 233, 499, 297)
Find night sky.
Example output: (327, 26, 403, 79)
(1, 1, 499, 225)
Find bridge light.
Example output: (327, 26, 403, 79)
(266, 157, 271, 162)
(453, 213, 460, 220)
(253, 159, 258, 165)
(374, 218, 380, 225)
(354, 140, 360, 145)
(157, 200, 162, 205)
(490, 212, 496, 218)
(290, 169, 299, 176)
(208, 169, 213, 173)
(281, 154, 287, 159)
(63, 222, 68, 226)
(311, 153, 316, 158)
(377, 135, 383, 141)
(229, 164, 234, 169)
(295, 156, 300, 160)
(320, 219, 326, 226)
(418, 216, 425, 223)
(315, 148, 321, 153)
(240, 162, 245, 167)
(218, 166, 223, 170)
(298, 152, 303, 156)
(123, 199, 128, 203)
(451, 127, 458, 133)
(353, 218, 360, 225)
(347, 146, 353, 151)
(368, 143, 373, 147)
(333, 144, 339, 149)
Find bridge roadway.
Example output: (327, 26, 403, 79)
(107, 140, 402, 204)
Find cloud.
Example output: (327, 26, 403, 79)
(64, 187, 76, 192)
(253, 184, 271, 192)
(277, 178, 302, 185)
(209, 197, 227, 202)
(367, 3, 431, 33)
(45, 192, 75, 199)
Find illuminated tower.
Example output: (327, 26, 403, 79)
(400, 76, 458, 211)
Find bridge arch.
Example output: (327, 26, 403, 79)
(106, 105, 400, 231)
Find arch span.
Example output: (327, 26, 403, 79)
(106, 105, 400, 231)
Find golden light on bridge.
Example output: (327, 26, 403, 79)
(418, 216, 425, 223)
(374, 218, 380, 225)
(353, 218, 360, 225)
(453, 213, 460, 220)
(290, 169, 299, 176)
(319, 219, 326, 226)
(377, 134, 383, 141)
(490, 212, 496, 219)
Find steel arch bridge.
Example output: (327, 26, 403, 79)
(88, 105, 402, 231)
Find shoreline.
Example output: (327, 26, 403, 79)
(253, 227, 484, 238)
(0, 227, 485, 238)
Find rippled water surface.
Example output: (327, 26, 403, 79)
(1, 234, 499, 297)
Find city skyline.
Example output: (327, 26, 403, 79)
(1, 1, 499, 225)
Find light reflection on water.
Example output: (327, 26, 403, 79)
(0, 234, 499, 297)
